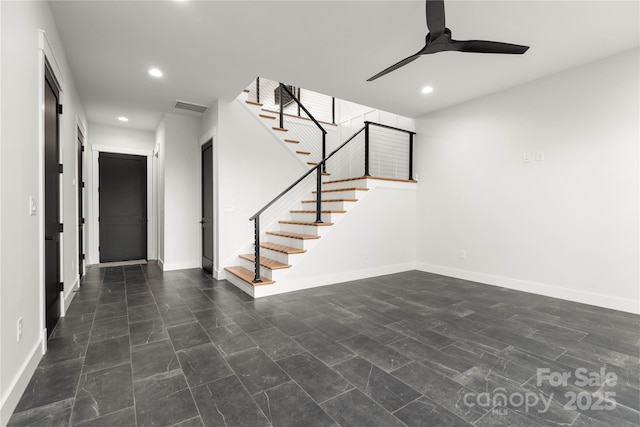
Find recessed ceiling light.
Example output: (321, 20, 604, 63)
(421, 86, 434, 94)
(118, 116, 129, 122)
(148, 68, 163, 78)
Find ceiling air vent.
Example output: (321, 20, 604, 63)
(174, 100, 208, 113)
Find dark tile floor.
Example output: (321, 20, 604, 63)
(8, 264, 640, 427)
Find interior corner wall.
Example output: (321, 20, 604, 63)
(415, 48, 640, 314)
(155, 119, 166, 267)
(0, 1, 88, 423)
(161, 113, 201, 271)
(216, 99, 307, 277)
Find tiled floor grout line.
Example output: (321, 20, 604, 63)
(8, 266, 640, 427)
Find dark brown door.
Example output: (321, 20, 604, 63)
(77, 129, 85, 279)
(201, 140, 214, 273)
(44, 64, 61, 337)
(99, 153, 147, 262)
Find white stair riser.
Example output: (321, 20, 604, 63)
(301, 200, 354, 210)
(237, 259, 273, 280)
(313, 189, 364, 199)
(266, 234, 312, 250)
(323, 179, 369, 190)
(238, 258, 290, 281)
(260, 248, 305, 264)
(290, 212, 339, 223)
(279, 223, 332, 236)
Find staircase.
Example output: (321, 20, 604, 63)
(224, 177, 372, 296)
(241, 83, 336, 171)
(224, 79, 416, 298)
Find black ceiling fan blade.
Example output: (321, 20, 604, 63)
(426, 0, 446, 36)
(367, 53, 422, 82)
(451, 39, 529, 55)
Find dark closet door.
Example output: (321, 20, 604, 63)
(44, 65, 61, 337)
(99, 153, 147, 262)
(77, 129, 84, 279)
(201, 140, 214, 273)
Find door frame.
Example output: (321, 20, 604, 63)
(201, 139, 213, 273)
(199, 135, 218, 276)
(38, 31, 66, 345)
(89, 145, 154, 265)
(76, 122, 86, 279)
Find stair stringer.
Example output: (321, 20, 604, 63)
(238, 91, 341, 171)
(236, 97, 307, 168)
(247, 178, 418, 298)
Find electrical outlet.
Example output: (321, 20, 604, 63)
(459, 250, 466, 259)
(536, 151, 545, 161)
(17, 317, 22, 342)
(523, 152, 531, 162)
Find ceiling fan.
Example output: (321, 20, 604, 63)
(367, 0, 529, 81)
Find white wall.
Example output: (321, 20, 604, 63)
(85, 123, 157, 264)
(160, 113, 202, 270)
(255, 180, 418, 298)
(336, 98, 415, 134)
(415, 48, 639, 314)
(89, 123, 155, 152)
(213, 98, 308, 277)
(0, 1, 87, 423)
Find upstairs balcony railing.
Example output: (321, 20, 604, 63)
(247, 77, 336, 125)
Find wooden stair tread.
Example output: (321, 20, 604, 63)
(246, 100, 263, 107)
(260, 114, 276, 120)
(296, 151, 311, 155)
(239, 254, 290, 270)
(290, 210, 346, 214)
(301, 198, 358, 203)
(284, 139, 300, 144)
(261, 242, 306, 254)
(225, 266, 274, 286)
(272, 127, 288, 132)
(266, 231, 320, 240)
(312, 187, 369, 194)
(279, 220, 333, 227)
(307, 162, 318, 166)
(243, 89, 250, 93)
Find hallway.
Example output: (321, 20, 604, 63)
(8, 265, 640, 426)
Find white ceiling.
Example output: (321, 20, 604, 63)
(48, 0, 640, 131)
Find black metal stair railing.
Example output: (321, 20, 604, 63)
(276, 84, 328, 171)
(255, 77, 336, 125)
(247, 121, 416, 283)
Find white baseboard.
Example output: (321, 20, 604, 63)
(158, 257, 164, 271)
(0, 336, 44, 426)
(417, 263, 640, 315)
(161, 260, 200, 271)
(62, 277, 80, 315)
(252, 262, 416, 298)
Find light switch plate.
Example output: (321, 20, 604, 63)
(29, 197, 37, 216)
